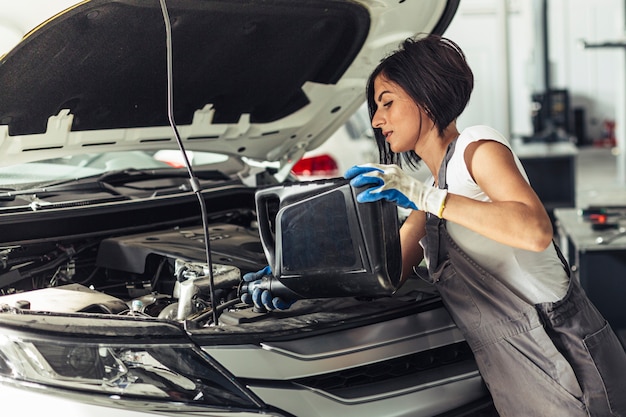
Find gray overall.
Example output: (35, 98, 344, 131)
(421, 140, 626, 416)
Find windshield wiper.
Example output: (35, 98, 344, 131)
(0, 181, 116, 201)
(95, 167, 229, 185)
(0, 168, 229, 201)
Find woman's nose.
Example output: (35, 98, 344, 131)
(371, 110, 383, 128)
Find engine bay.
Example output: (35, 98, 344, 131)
(0, 213, 271, 326)
(0, 177, 426, 334)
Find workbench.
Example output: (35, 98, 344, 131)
(554, 207, 626, 331)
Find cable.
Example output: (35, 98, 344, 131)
(158, 0, 219, 326)
(190, 298, 240, 324)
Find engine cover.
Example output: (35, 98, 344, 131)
(96, 223, 267, 274)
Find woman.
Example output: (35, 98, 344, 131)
(345, 35, 626, 416)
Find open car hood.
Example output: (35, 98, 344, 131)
(0, 0, 458, 172)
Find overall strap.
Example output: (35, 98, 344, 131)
(425, 139, 457, 275)
(437, 139, 457, 190)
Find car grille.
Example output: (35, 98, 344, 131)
(293, 341, 474, 393)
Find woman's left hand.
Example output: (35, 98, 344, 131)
(344, 163, 447, 217)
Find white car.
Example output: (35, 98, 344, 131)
(293, 104, 378, 179)
(0, 1, 495, 416)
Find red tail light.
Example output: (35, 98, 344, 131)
(292, 154, 339, 177)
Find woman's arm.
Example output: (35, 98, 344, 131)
(399, 210, 427, 281)
(442, 140, 553, 252)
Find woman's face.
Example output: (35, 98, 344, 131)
(370, 75, 433, 153)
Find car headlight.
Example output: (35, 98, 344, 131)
(0, 312, 260, 411)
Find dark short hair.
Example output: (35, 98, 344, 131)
(366, 34, 474, 167)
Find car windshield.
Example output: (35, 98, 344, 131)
(0, 150, 230, 191)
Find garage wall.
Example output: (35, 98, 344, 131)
(444, 0, 625, 150)
(549, 0, 625, 143)
(444, 0, 511, 137)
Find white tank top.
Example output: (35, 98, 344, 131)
(430, 125, 569, 304)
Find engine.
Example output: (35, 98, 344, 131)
(0, 220, 268, 326)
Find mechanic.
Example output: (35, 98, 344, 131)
(344, 34, 626, 416)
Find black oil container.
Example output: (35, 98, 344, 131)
(254, 178, 402, 299)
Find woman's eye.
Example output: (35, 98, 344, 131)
(383, 101, 392, 108)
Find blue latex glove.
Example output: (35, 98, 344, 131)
(240, 266, 295, 311)
(344, 163, 448, 217)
